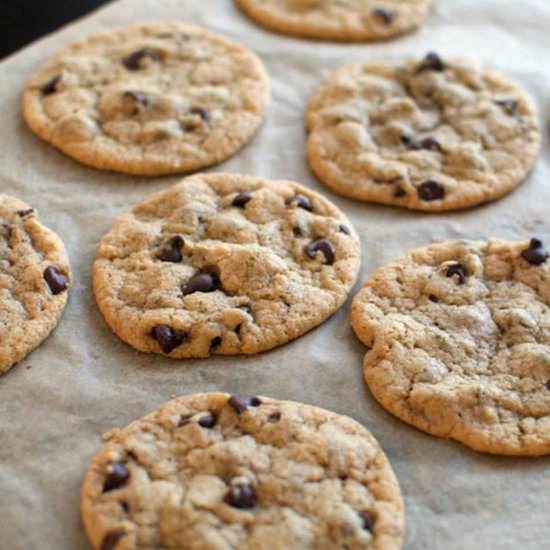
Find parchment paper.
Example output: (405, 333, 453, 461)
(1, 1, 549, 548)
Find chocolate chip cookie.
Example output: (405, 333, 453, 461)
(307, 54, 541, 211)
(236, 0, 432, 41)
(351, 238, 550, 455)
(0, 195, 71, 375)
(81, 392, 404, 549)
(93, 173, 361, 358)
(22, 21, 270, 175)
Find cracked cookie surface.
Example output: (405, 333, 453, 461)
(236, 0, 432, 41)
(306, 54, 540, 211)
(22, 21, 270, 176)
(0, 195, 71, 375)
(81, 392, 404, 550)
(351, 239, 550, 455)
(93, 173, 361, 358)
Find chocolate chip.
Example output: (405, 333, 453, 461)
(182, 272, 220, 295)
(189, 107, 209, 123)
(373, 7, 394, 23)
(101, 530, 125, 550)
(17, 208, 34, 217)
(359, 511, 374, 531)
(521, 238, 549, 265)
(228, 394, 262, 414)
(41, 75, 61, 95)
(417, 52, 446, 73)
(43, 266, 69, 295)
(151, 325, 186, 353)
(232, 192, 252, 208)
(495, 99, 518, 115)
(122, 48, 159, 70)
(429, 294, 439, 303)
(305, 238, 336, 265)
(445, 262, 468, 285)
(103, 462, 129, 493)
(417, 180, 445, 201)
(224, 483, 257, 509)
(338, 224, 350, 235)
(394, 185, 407, 198)
(292, 195, 313, 212)
(409, 137, 443, 152)
(210, 336, 222, 352)
(124, 90, 148, 106)
(158, 236, 184, 263)
(198, 413, 217, 428)
(267, 412, 281, 423)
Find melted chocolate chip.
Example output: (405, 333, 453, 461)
(103, 462, 129, 493)
(198, 413, 217, 428)
(210, 336, 222, 352)
(495, 99, 518, 115)
(338, 224, 350, 235)
(394, 185, 407, 198)
(417, 180, 445, 201)
(293, 195, 313, 212)
(267, 412, 281, 423)
(122, 48, 159, 70)
(228, 394, 262, 414)
(409, 137, 443, 152)
(189, 107, 209, 123)
(225, 483, 257, 509)
(151, 325, 186, 353)
(182, 272, 220, 295)
(232, 192, 252, 208)
(359, 511, 374, 531)
(101, 530, 125, 550)
(445, 262, 468, 285)
(43, 266, 69, 294)
(417, 52, 446, 73)
(158, 236, 184, 263)
(124, 90, 148, 106)
(305, 238, 336, 265)
(373, 7, 394, 23)
(521, 238, 549, 265)
(17, 208, 34, 217)
(41, 75, 61, 95)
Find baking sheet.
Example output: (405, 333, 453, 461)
(1, 0, 550, 548)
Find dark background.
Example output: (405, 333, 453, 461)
(1, 0, 111, 59)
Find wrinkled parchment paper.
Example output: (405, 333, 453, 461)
(1, 1, 550, 548)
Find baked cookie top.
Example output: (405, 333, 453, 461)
(0, 195, 71, 374)
(93, 173, 361, 358)
(22, 21, 270, 176)
(236, 0, 432, 41)
(307, 54, 541, 211)
(81, 392, 404, 550)
(351, 238, 550, 455)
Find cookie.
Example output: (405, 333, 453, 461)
(22, 21, 270, 176)
(236, 0, 432, 41)
(0, 195, 71, 375)
(81, 392, 405, 550)
(306, 53, 541, 211)
(351, 238, 550, 456)
(93, 173, 360, 358)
